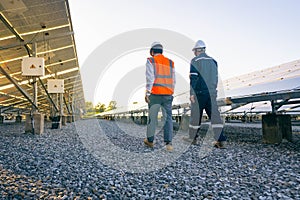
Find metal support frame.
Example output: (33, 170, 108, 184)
(60, 93, 63, 116)
(270, 99, 300, 113)
(63, 95, 71, 114)
(224, 90, 300, 114)
(271, 100, 278, 114)
(0, 66, 38, 110)
(68, 92, 73, 114)
(32, 42, 38, 113)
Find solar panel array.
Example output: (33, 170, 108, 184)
(0, 0, 85, 116)
(224, 59, 300, 97)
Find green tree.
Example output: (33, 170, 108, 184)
(106, 100, 117, 111)
(95, 102, 106, 113)
(85, 101, 94, 113)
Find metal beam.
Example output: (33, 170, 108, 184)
(0, 12, 32, 56)
(2, 107, 29, 114)
(226, 90, 300, 105)
(277, 99, 300, 105)
(0, 66, 38, 110)
(38, 77, 59, 112)
(1, 101, 28, 113)
(0, 31, 74, 50)
(63, 95, 71, 114)
(222, 103, 248, 114)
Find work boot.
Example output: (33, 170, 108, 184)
(144, 138, 154, 148)
(182, 127, 198, 145)
(188, 127, 198, 139)
(213, 141, 226, 149)
(166, 143, 173, 152)
(182, 136, 197, 145)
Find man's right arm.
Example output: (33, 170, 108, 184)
(145, 58, 154, 98)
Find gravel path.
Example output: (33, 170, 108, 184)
(0, 119, 300, 199)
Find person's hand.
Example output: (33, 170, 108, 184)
(145, 95, 150, 103)
(190, 95, 195, 103)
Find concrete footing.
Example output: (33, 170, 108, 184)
(44, 115, 51, 122)
(15, 115, 22, 123)
(141, 116, 147, 125)
(175, 116, 182, 124)
(25, 113, 44, 134)
(180, 115, 190, 131)
(62, 116, 67, 126)
(51, 116, 62, 129)
(262, 114, 292, 144)
(67, 115, 72, 123)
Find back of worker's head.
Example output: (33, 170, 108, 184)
(193, 40, 206, 55)
(150, 41, 163, 56)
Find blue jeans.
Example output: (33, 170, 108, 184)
(190, 91, 227, 142)
(147, 94, 173, 144)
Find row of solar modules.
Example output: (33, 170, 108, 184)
(97, 59, 300, 122)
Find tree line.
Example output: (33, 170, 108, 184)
(85, 101, 117, 113)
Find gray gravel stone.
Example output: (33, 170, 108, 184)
(0, 119, 299, 199)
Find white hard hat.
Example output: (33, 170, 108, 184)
(151, 41, 163, 49)
(192, 40, 206, 50)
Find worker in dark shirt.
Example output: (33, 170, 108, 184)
(183, 40, 226, 148)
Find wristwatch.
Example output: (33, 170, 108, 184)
(145, 90, 151, 96)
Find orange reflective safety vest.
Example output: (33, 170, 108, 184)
(148, 54, 174, 95)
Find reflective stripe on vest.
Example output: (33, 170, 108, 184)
(148, 56, 174, 95)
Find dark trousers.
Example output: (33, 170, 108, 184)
(190, 91, 226, 142)
(147, 94, 173, 143)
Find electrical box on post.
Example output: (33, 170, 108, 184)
(21, 57, 45, 76)
(47, 79, 64, 93)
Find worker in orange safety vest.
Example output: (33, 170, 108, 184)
(144, 42, 175, 152)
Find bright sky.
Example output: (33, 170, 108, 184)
(69, 0, 300, 106)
